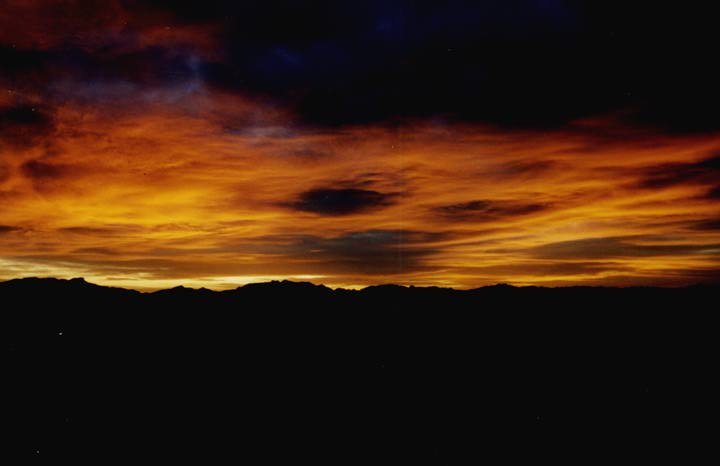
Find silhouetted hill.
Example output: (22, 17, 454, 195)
(3, 277, 718, 463)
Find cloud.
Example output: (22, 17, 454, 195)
(690, 219, 720, 231)
(196, 1, 608, 128)
(289, 188, 396, 215)
(0, 104, 55, 147)
(2, 109, 718, 289)
(249, 229, 443, 275)
(0, 162, 10, 183)
(0, 46, 51, 89)
(492, 159, 559, 178)
(0, 225, 21, 234)
(193, 2, 720, 131)
(521, 267, 720, 288)
(0, 2, 208, 114)
(21, 160, 70, 180)
(638, 154, 720, 189)
(72, 247, 121, 256)
(524, 236, 720, 260)
(435, 199, 549, 222)
(0, 0, 125, 50)
(451, 261, 630, 278)
(2, 4, 720, 290)
(704, 185, 720, 200)
(0, 1, 719, 132)
(52, 46, 200, 93)
(59, 226, 129, 235)
(3, 229, 444, 283)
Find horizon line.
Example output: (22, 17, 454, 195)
(1, 276, 716, 294)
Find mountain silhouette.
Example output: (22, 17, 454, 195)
(3, 277, 717, 463)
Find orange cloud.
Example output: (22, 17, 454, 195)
(1, 87, 719, 289)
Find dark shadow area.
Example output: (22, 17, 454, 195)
(2, 277, 718, 463)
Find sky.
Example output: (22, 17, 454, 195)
(1, 0, 719, 290)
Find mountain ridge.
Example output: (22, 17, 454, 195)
(1, 276, 715, 294)
(4, 274, 717, 463)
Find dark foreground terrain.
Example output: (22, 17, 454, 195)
(2, 278, 718, 463)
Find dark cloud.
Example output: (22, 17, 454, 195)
(705, 185, 720, 200)
(0, 162, 10, 183)
(50, 46, 199, 92)
(0, 46, 51, 88)
(257, 229, 443, 275)
(435, 199, 549, 221)
(21, 160, 70, 180)
(522, 236, 720, 260)
(638, 155, 720, 189)
(16, 229, 445, 277)
(72, 247, 121, 256)
(0, 6, 200, 105)
(493, 159, 558, 178)
(690, 219, 720, 231)
(60, 227, 117, 235)
(0, 225, 21, 234)
(0, 105, 56, 147)
(190, 1, 720, 130)
(1, 1, 720, 131)
(58, 225, 144, 237)
(195, 1, 609, 128)
(284, 148, 332, 159)
(531, 267, 720, 287)
(0, 0, 126, 49)
(290, 188, 396, 215)
(454, 261, 630, 277)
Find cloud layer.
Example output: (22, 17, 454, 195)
(1, 1, 719, 289)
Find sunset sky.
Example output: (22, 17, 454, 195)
(1, 1, 719, 289)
